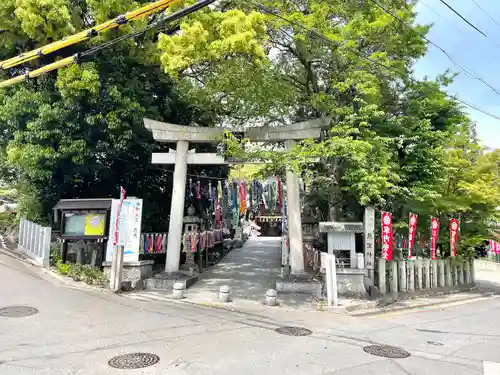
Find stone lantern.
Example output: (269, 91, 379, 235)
(182, 205, 201, 272)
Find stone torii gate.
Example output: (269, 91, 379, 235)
(144, 118, 328, 276)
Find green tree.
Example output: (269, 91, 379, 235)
(0, 0, 225, 228)
(157, 0, 497, 252)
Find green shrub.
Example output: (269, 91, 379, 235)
(54, 261, 107, 285)
(56, 260, 70, 275)
(49, 246, 61, 267)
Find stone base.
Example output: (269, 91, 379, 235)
(336, 268, 368, 298)
(275, 275, 322, 296)
(145, 271, 199, 291)
(102, 260, 154, 291)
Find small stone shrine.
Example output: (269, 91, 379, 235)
(318, 215, 368, 297)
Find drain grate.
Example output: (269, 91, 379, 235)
(275, 326, 312, 336)
(0, 306, 38, 318)
(363, 345, 410, 359)
(108, 353, 160, 369)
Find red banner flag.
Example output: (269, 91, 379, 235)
(430, 217, 440, 260)
(381, 211, 393, 261)
(112, 186, 126, 246)
(449, 218, 459, 257)
(408, 213, 418, 259)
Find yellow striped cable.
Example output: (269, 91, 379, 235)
(0, 56, 77, 89)
(0, 0, 176, 70)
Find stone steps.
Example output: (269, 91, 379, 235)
(144, 273, 198, 291)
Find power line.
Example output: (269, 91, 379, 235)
(420, 0, 500, 68)
(437, 0, 486, 37)
(367, 0, 500, 97)
(470, 0, 500, 31)
(0, 0, 215, 89)
(0, 0, 177, 70)
(247, 1, 500, 123)
(420, 0, 466, 36)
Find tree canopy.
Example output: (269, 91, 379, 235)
(0, 0, 225, 229)
(158, 0, 500, 254)
(0, 0, 497, 254)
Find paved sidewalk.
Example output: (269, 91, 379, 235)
(186, 237, 282, 305)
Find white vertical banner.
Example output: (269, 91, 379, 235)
(106, 198, 143, 263)
(364, 206, 375, 270)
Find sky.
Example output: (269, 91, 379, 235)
(413, 0, 500, 149)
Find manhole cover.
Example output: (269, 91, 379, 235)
(427, 340, 443, 346)
(0, 306, 38, 318)
(108, 353, 160, 369)
(275, 326, 312, 336)
(363, 345, 410, 359)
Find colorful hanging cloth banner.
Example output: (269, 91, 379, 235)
(277, 178, 282, 207)
(408, 213, 417, 259)
(490, 240, 498, 254)
(449, 218, 459, 257)
(430, 217, 440, 260)
(239, 182, 246, 215)
(381, 211, 393, 261)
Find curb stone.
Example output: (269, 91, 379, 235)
(349, 292, 496, 317)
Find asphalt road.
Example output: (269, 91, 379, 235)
(1, 252, 500, 375)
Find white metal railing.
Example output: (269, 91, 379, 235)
(18, 218, 51, 267)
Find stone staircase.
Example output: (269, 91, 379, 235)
(144, 272, 199, 291)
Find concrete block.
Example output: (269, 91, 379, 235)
(407, 260, 415, 292)
(275, 277, 321, 296)
(102, 260, 154, 290)
(438, 260, 445, 287)
(265, 289, 277, 306)
(172, 282, 185, 299)
(431, 260, 438, 289)
(390, 261, 398, 300)
(219, 285, 231, 303)
(377, 259, 386, 294)
(415, 259, 423, 290)
(458, 262, 464, 285)
(445, 259, 452, 287)
(470, 259, 475, 283)
(423, 259, 431, 289)
(398, 260, 407, 292)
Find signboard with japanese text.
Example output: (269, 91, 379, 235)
(364, 207, 375, 269)
(106, 198, 143, 263)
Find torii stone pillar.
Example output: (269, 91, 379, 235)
(145, 119, 227, 274)
(145, 117, 328, 275)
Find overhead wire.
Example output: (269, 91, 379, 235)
(246, 1, 500, 123)
(0, 0, 177, 70)
(420, 0, 467, 37)
(367, 0, 500, 98)
(420, 0, 500, 69)
(437, 0, 486, 37)
(470, 0, 500, 30)
(435, 0, 500, 52)
(0, 0, 216, 89)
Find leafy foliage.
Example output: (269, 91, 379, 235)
(158, 0, 500, 253)
(0, 0, 225, 230)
